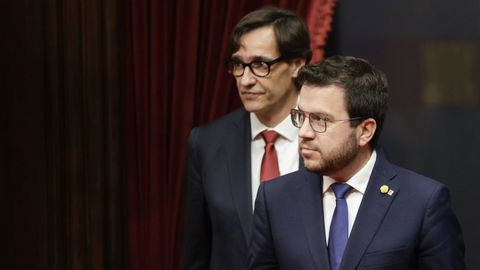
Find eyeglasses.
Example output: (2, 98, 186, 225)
(226, 56, 284, 77)
(290, 109, 363, 133)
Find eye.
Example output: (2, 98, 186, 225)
(309, 113, 322, 122)
(232, 61, 243, 68)
(310, 114, 327, 129)
(251, 61, 268, 69)
(297, 111, 305, 122)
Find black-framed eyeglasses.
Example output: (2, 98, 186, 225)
(226, 56, 284, 77)
(290, 109, 363, 133)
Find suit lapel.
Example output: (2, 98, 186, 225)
(297, 170, 331, 270)
(340, 151, 400, 270)
(226, 110, 253, 244)
(226, 109, 303, 246)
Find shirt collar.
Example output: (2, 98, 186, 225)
(250, 112, 298, 142)
(323, 150, 377, 194)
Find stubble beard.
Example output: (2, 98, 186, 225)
(302, 131, 359, 175)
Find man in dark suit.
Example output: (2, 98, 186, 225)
(182, 7, 312, 270)
(248, 56, 466, 270)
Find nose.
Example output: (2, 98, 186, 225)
(239, 66, 257, 87)
(298, 118, 315, 139)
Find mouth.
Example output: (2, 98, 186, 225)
(300, 147, 315, 151)
(241, 91, 263, 99)
(299, 143, 317, 157)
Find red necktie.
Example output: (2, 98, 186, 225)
(260, 130, 280, 182)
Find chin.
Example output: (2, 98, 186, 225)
(244, 105, 268, 114)
(303, 160, 323, 173)
(241, 101, 261, 112)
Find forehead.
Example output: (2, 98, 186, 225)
(299, 84, 348, 116)
(232, 26, 279, 61)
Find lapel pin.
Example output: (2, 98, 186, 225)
(380, 185, 389, 194)
(380, 185, 394, 196)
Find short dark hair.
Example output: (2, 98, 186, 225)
(296, 56, 389, 148)
(230, 6, 312, 63)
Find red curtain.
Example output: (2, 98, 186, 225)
(123, 0, 335, 269)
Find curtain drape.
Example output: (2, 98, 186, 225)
(43, 0, 125, 269)
(123, 1, 335, 269)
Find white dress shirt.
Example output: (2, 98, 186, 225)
(250, 112, 300, 209)
(322, 150, 377, 243)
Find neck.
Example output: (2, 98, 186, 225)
(256, 92, 298, 128)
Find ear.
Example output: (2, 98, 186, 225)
(291, 58, 306, 78)
(357, 118, 377, 147)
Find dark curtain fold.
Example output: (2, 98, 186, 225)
(123, 1, 335, 269)
(1, 0, 126, 269)
(44, 0, 126, 268)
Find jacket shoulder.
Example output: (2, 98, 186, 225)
(391, 163, 445, 191)
(376, 149, 445, 192)
(191, 108, 248, 136)
(186, 108, 250, 153)
(263, 169, 319, 192)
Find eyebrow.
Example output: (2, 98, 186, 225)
(230, 55, 273, 62)
(297, 107, 329, 118)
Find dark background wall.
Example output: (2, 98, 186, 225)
(328, 0, 480, 268)
(1, 0, 478, 269)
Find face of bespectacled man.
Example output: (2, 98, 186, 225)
(297, 84, 364, 180)
(231, 26, 304, 126)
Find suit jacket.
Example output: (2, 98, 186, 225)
(183, 108, 302, 270)
(248, 150, 466, 270)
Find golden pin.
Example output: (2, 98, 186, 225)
(380, 185, 390, 194)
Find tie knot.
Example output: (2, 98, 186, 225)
(330, 183, 352, 199)
(261, 130, 279, 144)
